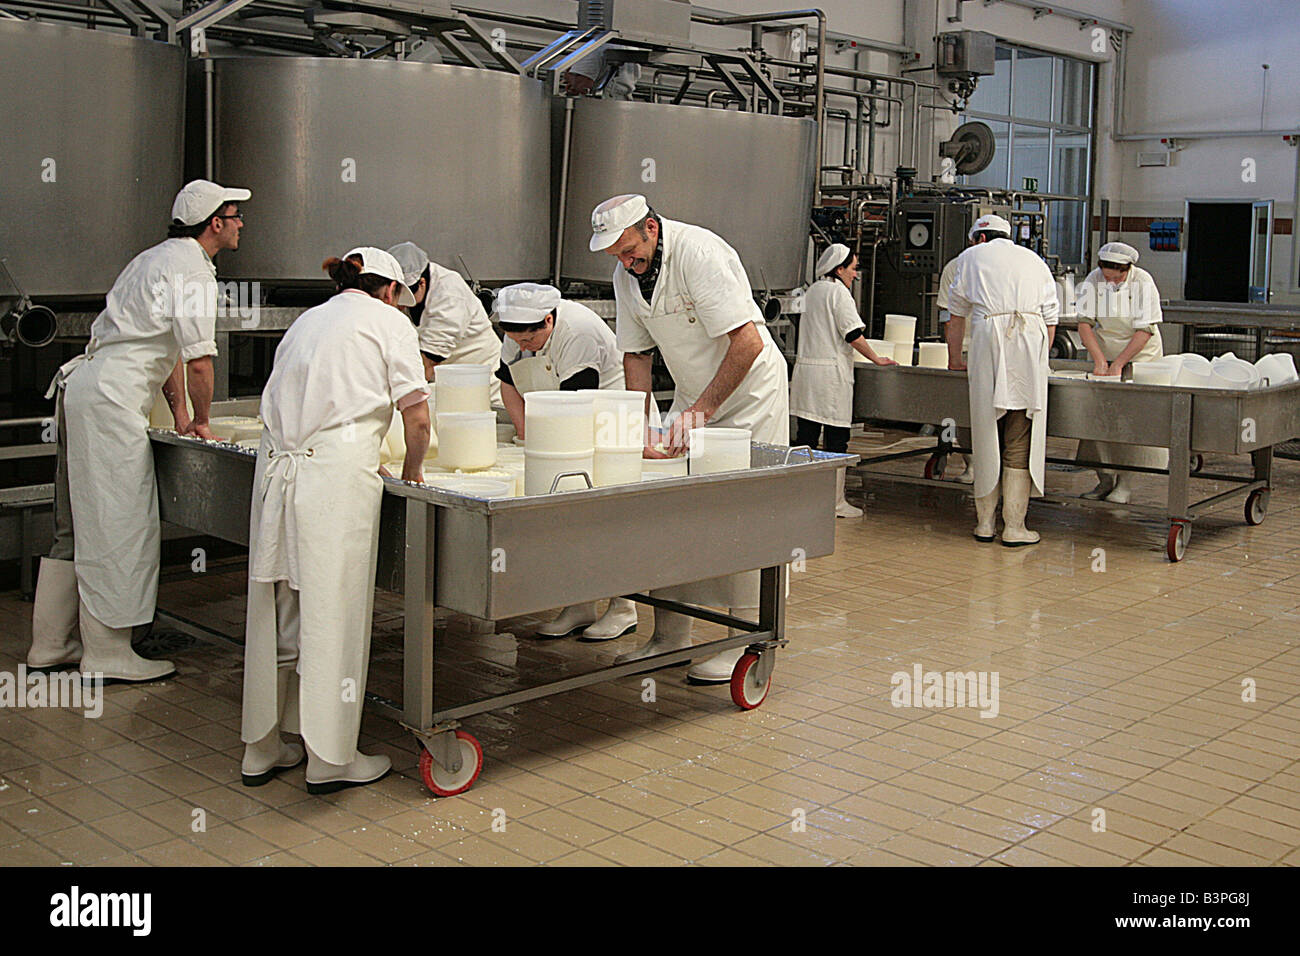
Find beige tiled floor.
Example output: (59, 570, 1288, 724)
(1, 432, 1298, 866)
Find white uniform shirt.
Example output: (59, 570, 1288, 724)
(789, 277, 865, 427)
(417, 261, 501, 362)
(88, 237, 219, 364)
(947, 239, 1060, 328)
(1075, 265, 1163, 329)
(501, 299, 625, 389)
(936, 255, 971, 352)
(613, 217, 789, 443)
(262, 290, 429, 449)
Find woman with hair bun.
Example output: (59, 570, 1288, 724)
(240, 247, 431, 794)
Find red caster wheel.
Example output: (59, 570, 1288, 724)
(1245, 488, 1269, 526)
(923, 455, 945, 480)
(418, 730, 483, 797)
(730, 652, 772, 710)
(1166, 521, 1190, 562)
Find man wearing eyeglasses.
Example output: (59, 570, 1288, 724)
(26, 179, 250, 685)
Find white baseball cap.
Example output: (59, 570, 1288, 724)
(343, 246, 416, 307)
(386, 241, 431, 287)
(171, 179, 251, 226)
(589, 194, 650, 252)
(1098, 241, 1139, 266)
(969, 213, 1012, 239)
(496, 283, 561, 327)
(816, 243, 853, 277)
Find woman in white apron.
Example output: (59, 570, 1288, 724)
(790, 243, 896, 518)
(386, 241, 502, 405)
(1075, 242, 1168, 504)
(241, 247, 430, 794)
(494, 283, 639, 642)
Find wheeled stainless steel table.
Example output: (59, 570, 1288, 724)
(852, 362, 1300, 561)
(149, 430, 855, 795)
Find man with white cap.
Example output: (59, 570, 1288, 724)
(790, 243, 896, 518)
(495, 282, 638, 641)
(26, 179, 248, 683)
(591, 193, 790, 684)
(1074, 241, 1167, 503)
(946, 214, 1058, 546)
(241, 246, 430, 793)
(386, 241, 502, 405)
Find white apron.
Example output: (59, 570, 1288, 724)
(1078, 290, 1168, 474)
(508, 338, 563, 395)
(241, 407, 390, 765)
(54, 333, 175, 628)
(968, 310, 1050, 498)
(789, 279, 858, 427)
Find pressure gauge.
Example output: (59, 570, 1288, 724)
(908, 222, 931, 248)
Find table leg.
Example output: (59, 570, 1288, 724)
(403, 498, 435, 732)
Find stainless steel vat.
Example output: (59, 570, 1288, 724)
(560, 98, 816, 290)
(0, 21, 185, 298)
(209, 56, 552, 284)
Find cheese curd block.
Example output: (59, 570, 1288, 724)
(208, 416, 261, 442)
(449, 466, 520, 496)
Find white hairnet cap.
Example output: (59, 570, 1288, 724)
(816, 243, 853, 277)
(590, 194, 650, 252)
(386, 242, 430, 287)
(497, 282, 562, 326)
(343, 246, 416, 308)
(969, 213, 1012, 239)
(1098, 241, 1139, 266)
(171, 179, 250, 226)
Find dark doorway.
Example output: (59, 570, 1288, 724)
(1184, 201, 1252, 301)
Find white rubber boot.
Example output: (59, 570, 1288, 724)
(834, 469, 863, 518)
(1105, 474, 1133, 504)
(614, 609, 693, 665)
(78, 600, 174, 684)
(578, 597, 639, 642)
(1000, 468, 1040, 547)
(27, 558, 82, 669)
(955, 454, 975, 484)
(241, 665, 306, 787)
(973, 482, 1000, 542)
(1082, 472, 1115, 499)
(305, 742, 392, 796)
(687, 606, 758, 685)
(536, 601, 601, 638)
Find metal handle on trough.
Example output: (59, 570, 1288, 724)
(783, 445, 814, 464)
(549, 470, 594, 494)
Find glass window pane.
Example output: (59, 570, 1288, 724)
(967, 45, 1012, 115)
(1010, 124, 1050, 191)
(1012, 49, 1053, 122)
(1049, 200, 1086, 266)
(1053, 57, 1092, 127)
(1052, 131, 1090, 196)
(961, 118, 1009, 188)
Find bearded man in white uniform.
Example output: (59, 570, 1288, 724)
(946, 214, 1059, 546)
(591, 193, 790, 685)
(27, 179, 249, 683)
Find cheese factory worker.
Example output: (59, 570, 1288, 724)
(386, 241, 502, 405)
(241, 247, 430, 793)
(494, 282, 638, 642)
(1074, 241, 1168, 503)
(946, 214, 1059, 546)
(936, 240, 975, 485)
(790, 243, 896, 519)
(26, 179, 248, 683)
(592, 193, 790, 685)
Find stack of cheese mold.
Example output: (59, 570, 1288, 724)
(689, 426, 751, 475)
(884, 314, 916, 366)
(524, 391, 594, 494)
(583, 388, 645, 487)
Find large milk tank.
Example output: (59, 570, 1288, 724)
(560, 98, 816, 290)
(0, 21, 185, 299)
(209, 57, 552, 285)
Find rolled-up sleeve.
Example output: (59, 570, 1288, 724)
(1132, 273, 1163, 329)
(831, 283, 865, 340)
(173, 270, 219, 362)
(1039, 266, 1061, 327)
(386, 316, 432, 408)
